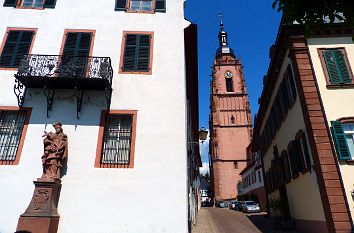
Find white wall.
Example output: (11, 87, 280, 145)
(241, 167, 263, 194)
(308, 37, 354, 222)
(0, 1, 191, 232)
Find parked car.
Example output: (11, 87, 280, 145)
(242, 201, 261, 213)
(228, 200, 238, 210)
(217, 200, 230, 208)
(237, 201, 245, 211)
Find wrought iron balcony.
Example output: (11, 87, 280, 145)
(15, 54, 113, 89)
(14, 54, 114, 118)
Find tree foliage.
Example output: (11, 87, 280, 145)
(272, 0, 354, 27)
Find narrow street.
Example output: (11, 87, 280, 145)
(192, 208, 303, 233)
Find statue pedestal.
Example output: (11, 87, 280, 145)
(16, 178, 61, 233)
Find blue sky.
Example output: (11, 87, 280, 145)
(184, 0, 282, 164)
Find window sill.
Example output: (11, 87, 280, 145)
(326, 83, 354, 89)
(119, 70, 152, 75)
(0, 67, 18, 71)
(126, 10, 155, 14)
(345, 160, 354, 165)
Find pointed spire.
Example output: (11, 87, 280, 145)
(216, 13, 234, 57)
(219, 12, 224, 30)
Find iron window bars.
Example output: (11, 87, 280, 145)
(0, 110, 26, 161)
(101, 114, 133, 164)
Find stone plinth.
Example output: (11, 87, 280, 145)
(16, 178, 61, 233)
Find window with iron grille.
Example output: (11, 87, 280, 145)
(121, 33, 152, 73)
(0, 110, 27, 161)
(101, 114, 133, 164)
(0, 30, 35, 68)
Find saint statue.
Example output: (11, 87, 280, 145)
(41, 122, 68, 179)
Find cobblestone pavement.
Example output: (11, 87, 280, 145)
(192, 207, 304, 233)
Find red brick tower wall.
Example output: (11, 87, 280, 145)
(210, 54, 252, 201)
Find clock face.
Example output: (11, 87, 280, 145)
(225, 70, 233, 79)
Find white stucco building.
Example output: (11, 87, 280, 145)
(0, 0, 200, 232)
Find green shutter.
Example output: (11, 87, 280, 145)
(323, 49, 352, 84)
(137, 35, 151, 71)
(0, 31, 34, 68)
(334, 50, 351, 84)
(331, 121, 351, 160)
(44, 0, 57, 8)
(3, 0, 18, 7)
(155, 0, 165, 12)
(115, 0, 127, 11)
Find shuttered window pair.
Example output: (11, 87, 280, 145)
(3, 0, 56, 8)
(321, 49, 353, 85)
(0, 30, 35, 68)
(115, 0, 165, 13)
(331, 121, 354, 160)
(121, 33, 152, 73)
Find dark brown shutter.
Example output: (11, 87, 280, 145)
(0, 30, 34, 68)
(115, 0, 127, 11)
(155, 0, 165, 12)
(3, 0, 17, 7)
(44, 0, 56, 8)
(123, 34, 138, 71)
(137, 35, 151, 71)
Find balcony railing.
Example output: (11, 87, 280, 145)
(14, 54, 114, 118)
(15, 54, 113, 89)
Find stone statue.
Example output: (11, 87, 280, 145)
(41, 122, 68, 179)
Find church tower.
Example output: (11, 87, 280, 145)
(209, 16, 252, 201)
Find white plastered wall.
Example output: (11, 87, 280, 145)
(261, 55, 326, 222)
(0, 0, 191, 232)
(308, 37, 354, 221)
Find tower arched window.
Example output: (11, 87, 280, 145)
(225, 70, 234, 92)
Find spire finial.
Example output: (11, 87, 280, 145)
(219, 12, 224, 29)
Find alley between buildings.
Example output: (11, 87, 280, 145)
(192, 208, 303, 233)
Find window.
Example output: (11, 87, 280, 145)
(62, 32, 93, 57)
(120, 32, 153, 74)
(226, 76, 233, 92)
(231, 115, 235, 124)
(320, 48, 353, 85)
(0, 108, 31, 165)
(331, 121, 354, 160)
(0, 29, 36, 68)
(287, 141, 301, 178)
(281, 150, 292, 183)
(59, 30, 94, 77)
(95, 110, 137, 168)
(3, 0, 56, 8)
(295, 130, 311, 172)
(115, 0, 165, 13)
(258, 171, 262, 183)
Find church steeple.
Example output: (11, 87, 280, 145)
(216, 13, 234, 57)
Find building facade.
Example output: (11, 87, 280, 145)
(258, 21, 354, 233)
(240, 143, 266, 211)
(0, 0, 200, 232)
(209, 19, 252, 202)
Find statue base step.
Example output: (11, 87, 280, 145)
(16, 178, 61, 233)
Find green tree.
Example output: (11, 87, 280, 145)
(272, 0, 354, 28)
